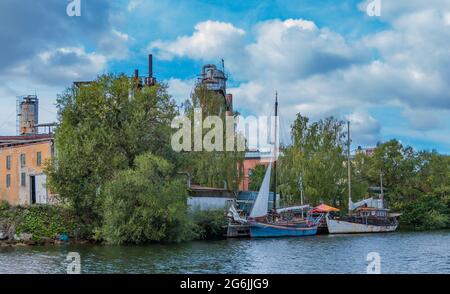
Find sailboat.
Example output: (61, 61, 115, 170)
(247, 94, 319, 238)
(326, 121, 400, 234)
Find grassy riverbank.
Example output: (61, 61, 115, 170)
(0, 202, 93, 245)
(0, 201, 227, 246)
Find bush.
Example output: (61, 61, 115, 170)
(192, 209, 227, 240)
(0, 205, 87, 241)
(101, 153, 196, 244)
(0, 200, 10, 211)
(399, 194, 449, 230)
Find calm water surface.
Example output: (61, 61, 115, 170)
(0, 231, 449, 274)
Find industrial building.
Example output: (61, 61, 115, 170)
(0, 54, 158, 206)
(0, 95, 56, 205)
(199, 62, 233, 116)
(239, 150, 273, 191)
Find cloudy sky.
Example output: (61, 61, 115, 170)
(0, 0, 449, 153)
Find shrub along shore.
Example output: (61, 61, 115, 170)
(0, 202, 227, 246)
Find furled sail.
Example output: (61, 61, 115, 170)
(350, 197, 383, 210)
(276, 205, 310, 214)
(249, 162, 272, 218)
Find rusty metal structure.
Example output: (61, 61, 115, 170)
(200, 61, 233, 114)
(16, 95, 39, 136)
(132, 54, 156, 89)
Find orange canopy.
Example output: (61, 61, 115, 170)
(310, 203, 340, 213)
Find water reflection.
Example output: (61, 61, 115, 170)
(0, 231, 449, 274)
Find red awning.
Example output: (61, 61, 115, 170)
(310, 203, 340, 213)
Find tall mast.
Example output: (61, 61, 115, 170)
(347, 121, 352, 213)
(273, 92, 278, 211)
(299, 174, 304, 206)
(380, 173, 384, 208)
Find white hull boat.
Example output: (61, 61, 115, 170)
(326, 217, 398, 234)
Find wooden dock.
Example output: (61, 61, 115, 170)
(226, 223, 250, 238)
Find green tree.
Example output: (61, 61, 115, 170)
(179, 85, 244, 191)
(101, 153, 195, 244)
(46, 75, 180, 224)
(278, 115, 352, 207)
(355, 140, 449, 230)
(249, 164, 267, 191)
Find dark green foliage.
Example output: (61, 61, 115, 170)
(0, 205, 88, 241)
(278, 113, 449, 231)
(397, 194, 449, 230)
(278, 115, 351, 207)
(356, 141, 450, 230)
(249, 164, 267, 191)
(192, 209, 227, 239)
(101, 153, 195, 244)
(180, 85, 244, 192)
(0, 200, 10, 211)
(46, 75, 180, 224)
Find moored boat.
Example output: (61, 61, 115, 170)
(326, 121, 400, 234)
(309, 203, 340, 234)
(247, 93, 319, 238)
(326, 204, 399, 234)
(248, 219, 317, 237)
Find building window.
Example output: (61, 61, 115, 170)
(21, 173, 26, 187)
(37, 152, 42, 166)
(6, 155, 11, 170)
(20, 154, 26, 168)
(6, 174, 11, 188)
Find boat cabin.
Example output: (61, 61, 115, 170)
(355, 207, 389, 218)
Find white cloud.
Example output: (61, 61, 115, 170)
(0, 0, 130, 135)
(127, 0, 143, 11)
(97, 29, 131, 60)
(346, 111, 381, 145)
(241, 19, 369, 81)
(0, 46, 108, 135)
(8, 47, 107, 86)
(150, 20, 245, 61)
(156, 4, 450, 149)
(166, 78, 196, 106)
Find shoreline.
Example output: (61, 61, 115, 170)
(2, 228, 449, 248)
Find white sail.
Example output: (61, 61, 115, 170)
(249, 162, 272, 218)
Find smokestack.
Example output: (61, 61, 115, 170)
(148, 54, 153, 78)
(226, 94, 233, 112)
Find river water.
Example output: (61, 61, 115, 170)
(0, 231, 449, 274)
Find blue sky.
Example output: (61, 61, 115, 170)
(0, 0, 449, 153)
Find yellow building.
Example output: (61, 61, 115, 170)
(0, 135, 54, 205)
